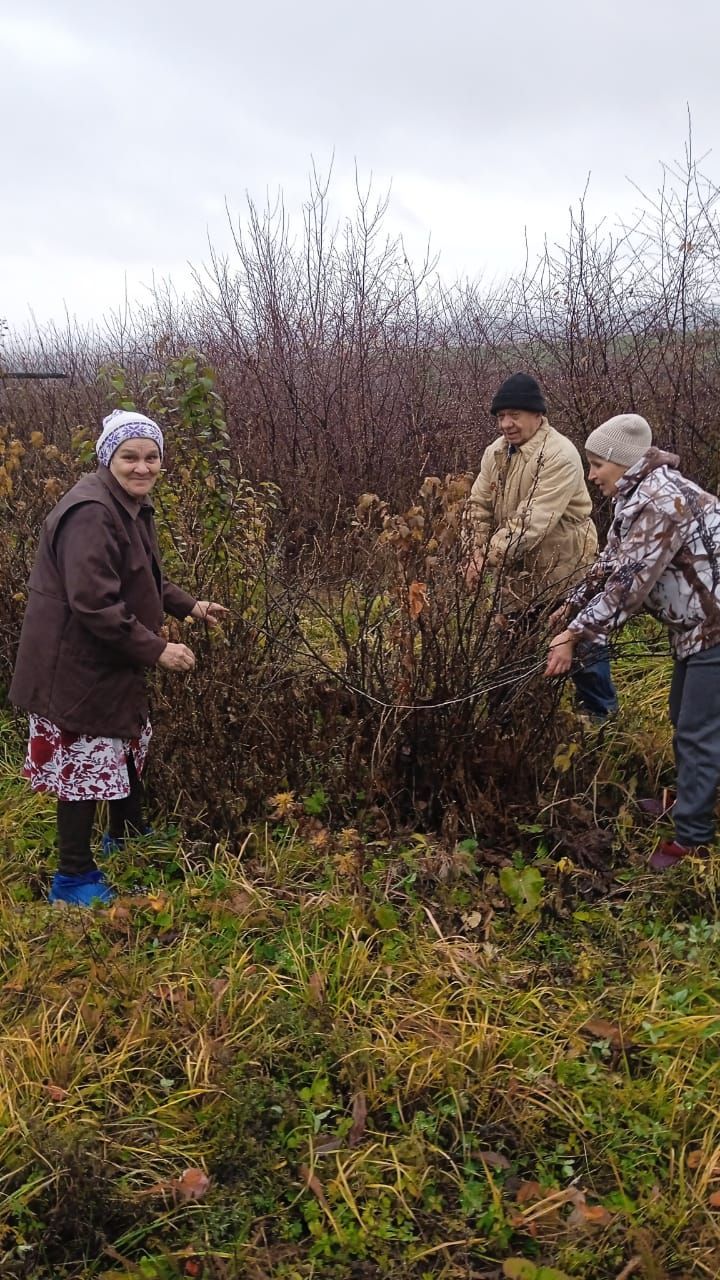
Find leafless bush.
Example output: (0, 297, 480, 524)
(2, 142, 720, 835)
(0, 355, 566, 838)
(4, 143, 720, 517)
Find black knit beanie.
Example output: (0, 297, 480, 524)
(490, 372, 547, 416)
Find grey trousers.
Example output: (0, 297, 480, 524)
(670, 643, 720, 846)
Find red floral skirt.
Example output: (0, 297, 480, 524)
(23, 714, 152, 801)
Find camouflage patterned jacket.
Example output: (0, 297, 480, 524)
(567, 448, 720, 659)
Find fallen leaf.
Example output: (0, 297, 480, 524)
(462, 910, 485, 930)
(567, 1198, 613, 1229)
(581, 1017, 630, 1049)
(686, 1148, 720, 1180)
(300, 1162, 330, 1211)
(147, 892, 168, 913)
(175, 1168, 211, 1202)
(308, 971, 325, 1005)
(513, 1186, 579, 1223)
(151, 982, 188, 1007)
(43, 1083, 69, 1102)
(708, 1190, 720, 1208)
(132, 1175, 207, 1202)
(209, 977, 229, 1001)
(348, 1091, 367, 1147)
(475, 1149, 511, 1170)
(315, 1135, 345, 1154)
(515, 1180, 544, 1204)
(107, 903, 131, 925)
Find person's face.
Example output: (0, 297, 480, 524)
(109, 438, 162, 497)
(586, 453, 627, 497)
(496, 409, 543, 446)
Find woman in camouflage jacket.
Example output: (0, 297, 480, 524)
(546, 413, 720, 870)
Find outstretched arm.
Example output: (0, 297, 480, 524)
(566, 499, 686, 645)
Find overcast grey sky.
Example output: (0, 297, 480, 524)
(1, 0, 718, 330)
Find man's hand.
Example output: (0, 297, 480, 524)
(545, 628, 577, 677)
(157, 642, 196, 672)
(191, 600, 229, 627)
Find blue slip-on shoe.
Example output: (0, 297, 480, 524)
(49, 870, 116, 906)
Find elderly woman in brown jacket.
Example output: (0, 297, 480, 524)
(10, 410, 226, 906)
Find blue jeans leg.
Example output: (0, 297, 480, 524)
(572, 644, 618, 719)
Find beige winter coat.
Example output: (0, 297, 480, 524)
(465, 419, 598, 605)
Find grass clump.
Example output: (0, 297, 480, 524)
(4, 666, 720, 1279)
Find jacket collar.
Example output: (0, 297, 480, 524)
(96, 465, 154, 520)
(615, 446, 681, 497)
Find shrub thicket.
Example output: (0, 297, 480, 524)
(2, 145, 717, 835)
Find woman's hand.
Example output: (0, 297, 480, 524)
(191, 600, 229, 626)
(157, 642, 196, 672)
(545, 628, 577, 677)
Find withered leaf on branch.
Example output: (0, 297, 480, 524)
(355, 492, 381, 516)
(408, 580, 429, 619)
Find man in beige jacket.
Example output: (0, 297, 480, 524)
(465, 372, 617, 718)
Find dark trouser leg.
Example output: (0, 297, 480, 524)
(57, 800, 97, 876)
(108, 754, 146, 839)
(572, 643, 618, 718)
(671, 645, 720, 847)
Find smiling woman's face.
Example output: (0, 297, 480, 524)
(586, 453, 627, 497)
(109, 438, 162, 497)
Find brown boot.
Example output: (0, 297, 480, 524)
(649, 839, 709, 870)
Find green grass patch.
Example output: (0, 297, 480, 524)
(4, 669, 720, 1279)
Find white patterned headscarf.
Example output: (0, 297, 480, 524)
(96, 410, 164, 467)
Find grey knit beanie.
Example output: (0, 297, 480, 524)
(585, 414, 652, 469)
